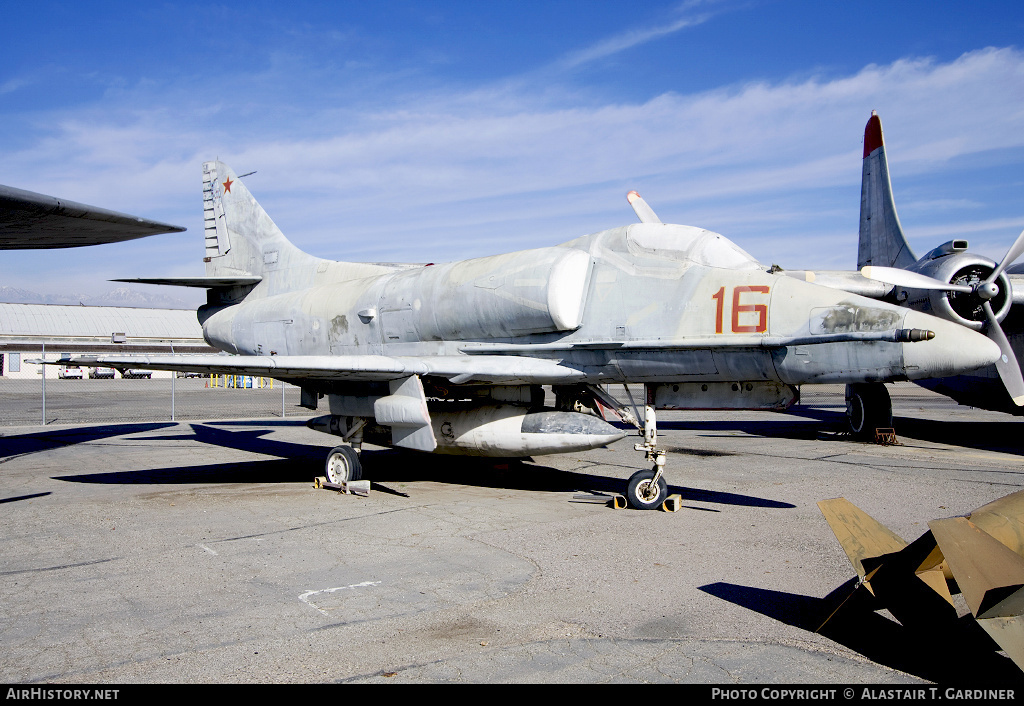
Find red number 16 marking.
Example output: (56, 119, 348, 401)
(712, 285, 769, 333)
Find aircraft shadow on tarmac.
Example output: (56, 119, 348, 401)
(887, 416, 1024, 456)
(656, 410, 843, 441)
(699, 580, 1022, 683)
(47, 422, 793, 509)
(662, 406, 1024, 456)
(0, 422, 177, 461)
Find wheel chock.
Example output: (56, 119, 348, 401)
(873, 428, 899, 445)
(346, 480, 371, 496)
(314, 476, 371, 496)
(611, 495, 628, 510)
(661, 494, 682, 512)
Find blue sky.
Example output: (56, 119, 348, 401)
(2, 0, 1023, 308)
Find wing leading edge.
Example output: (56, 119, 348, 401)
(50, 353, 588, 386)
(0, 184, 185, 249)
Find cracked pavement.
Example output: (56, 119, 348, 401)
(1, 385, 1021, 683)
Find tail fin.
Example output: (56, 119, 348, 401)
(857, 111, 917, 270)
(202, 161, 320, 281)
(817, 497, 907, 580)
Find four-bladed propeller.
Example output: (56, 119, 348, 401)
(861, 227, 1024, 405)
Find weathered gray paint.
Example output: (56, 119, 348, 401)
(60, 161, 1003, 458)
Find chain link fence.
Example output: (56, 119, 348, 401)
(1, 353, 876, 431)
(0, 350, 302, 426)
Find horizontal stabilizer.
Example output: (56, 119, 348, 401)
(112, 276, 262, 288)
(818, 498, 907, 580)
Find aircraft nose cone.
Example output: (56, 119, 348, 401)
(901, 310, 1002, 380)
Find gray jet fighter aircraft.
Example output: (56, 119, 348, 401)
(56, 162, 1002, 508)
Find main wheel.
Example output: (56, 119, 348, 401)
(845, 383, 892, 438)
(325, 445, 362, 484)
(626, 469, 668, 510)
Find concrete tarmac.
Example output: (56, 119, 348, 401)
(1, 386, 1022, 684)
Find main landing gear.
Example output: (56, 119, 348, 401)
(845, 383, 893, 439)
(325, 445, 362, 484)
(323, 416, 367, 485)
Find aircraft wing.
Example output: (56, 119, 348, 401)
(783, 269, 1024, 306)
(52, 353, 589, 385)
(54, 327, 935, 383)
(0, 184, 185, 249)
(112, 276, 263, 288)
(1010, 274, 1024, 305)
(776, 270, 892, 298)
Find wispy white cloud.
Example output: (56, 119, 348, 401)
(554, 7, 713, 71)
(3, 42, 1024, 296)
(0, 77, 29, 95)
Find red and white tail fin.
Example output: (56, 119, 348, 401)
(857, 111, 917, 270)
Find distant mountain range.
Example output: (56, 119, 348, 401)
(0, 285, 199, 309)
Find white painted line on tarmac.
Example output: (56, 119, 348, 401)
(299, 581, 381, 616)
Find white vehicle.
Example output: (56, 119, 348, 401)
(89, 366, 115, 379)
(121, 369, 152, 379)
(58, 365, 84, 379)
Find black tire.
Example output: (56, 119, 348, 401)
(626, 469, 668, 510)
(325, 445, 362, 484)
(845, 383, 892, 438)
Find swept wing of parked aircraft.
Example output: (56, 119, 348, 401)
(53, 162, 1002, 508)
(818, 491, 1024, 672)
(0, 184, 185, 248)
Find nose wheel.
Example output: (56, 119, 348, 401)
(627, 392, 669, 509)
(575, 383, 673, 510)
(626, 468, 668, 510)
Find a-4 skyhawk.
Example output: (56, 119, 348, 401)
(57, 162, 1001, 508)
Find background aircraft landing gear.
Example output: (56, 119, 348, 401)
(845, 383, 892, 438)
(325, 445, 362, 484)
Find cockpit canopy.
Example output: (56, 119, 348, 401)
(626, 223, 762, 270)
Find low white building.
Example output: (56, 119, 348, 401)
(0, 303, 214, 379)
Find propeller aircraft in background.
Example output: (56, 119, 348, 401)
(782, 112, 1024, 434)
